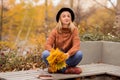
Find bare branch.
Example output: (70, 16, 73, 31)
(92, 0, 116, 13)
(108, 0, 117, 10)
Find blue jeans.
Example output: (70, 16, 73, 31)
(42, 50, 83, 72)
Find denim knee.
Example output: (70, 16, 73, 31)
(42, 50, 50, 58)
(42, 50, 50, 65)
(66, 50, 83, 67)
(76, 51, 83, 61)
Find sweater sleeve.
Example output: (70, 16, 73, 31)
(45, 29, 56, 51)
(67, 28, 80, 56)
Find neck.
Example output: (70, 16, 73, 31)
(62, 24, 69, 28)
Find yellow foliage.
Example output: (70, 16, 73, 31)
(8, 0, 15, 5)
(47, 48, 67, 73)
(32, 5, 45, 26)
(87, 8, 115, 27)
(2, 0, 61, 44)
(0, 41, 15, 50)
(30, 33, 46, 49)
(33, 0, 39, 3)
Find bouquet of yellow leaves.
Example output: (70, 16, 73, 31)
(47, 48, 67, 73)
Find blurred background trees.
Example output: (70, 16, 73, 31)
(0, 0, 119, 43)
(0, 0, 119, 55)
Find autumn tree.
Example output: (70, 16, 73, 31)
(0, 0, 3, 40)
(2, 0, 60, 47)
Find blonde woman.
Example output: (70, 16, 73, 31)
(42, 7, 83, 74)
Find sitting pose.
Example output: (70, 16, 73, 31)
(42, 7, 83, 74)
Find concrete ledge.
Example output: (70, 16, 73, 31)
(80, 41, 120, 66)
(0, 63, 120, 80)
(102, 41, 120, 66)
(80, 41, 103, 64)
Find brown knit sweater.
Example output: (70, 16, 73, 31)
(45, 27, 80, 56)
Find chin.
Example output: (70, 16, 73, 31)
(64, 23, 70, 25)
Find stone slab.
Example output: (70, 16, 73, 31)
(1, 63, 120, 80)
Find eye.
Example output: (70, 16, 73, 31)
(67, 15, 70, 18)
(62, 15, 66, 18)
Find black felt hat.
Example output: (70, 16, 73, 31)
(56, 7, 75, 22)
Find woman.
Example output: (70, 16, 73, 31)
(42, 7, 83, 74)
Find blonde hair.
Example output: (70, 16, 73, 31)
(56, 20, 76, 33)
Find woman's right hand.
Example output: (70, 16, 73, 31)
(65, 53, 70, 59)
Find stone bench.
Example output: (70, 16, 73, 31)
(0, 63, 120, 80)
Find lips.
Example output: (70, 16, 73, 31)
(65, 20, 69, 22)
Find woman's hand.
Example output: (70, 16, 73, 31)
(65, 53, 70, 59)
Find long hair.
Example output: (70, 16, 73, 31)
(56, 20, 76, 33)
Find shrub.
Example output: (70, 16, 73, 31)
(0, 41, 46, 72)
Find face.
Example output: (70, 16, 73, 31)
(60, 11, 71, 25)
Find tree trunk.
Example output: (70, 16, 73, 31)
(25, 19, 33, 42)
(45, 0, 48, 39)
(74, 0, 81, 26)
(117, 0, 120, 10)
(0, 0, 3, 40)
(70, 0, 73, 8)
(113, 0, 120, 37)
